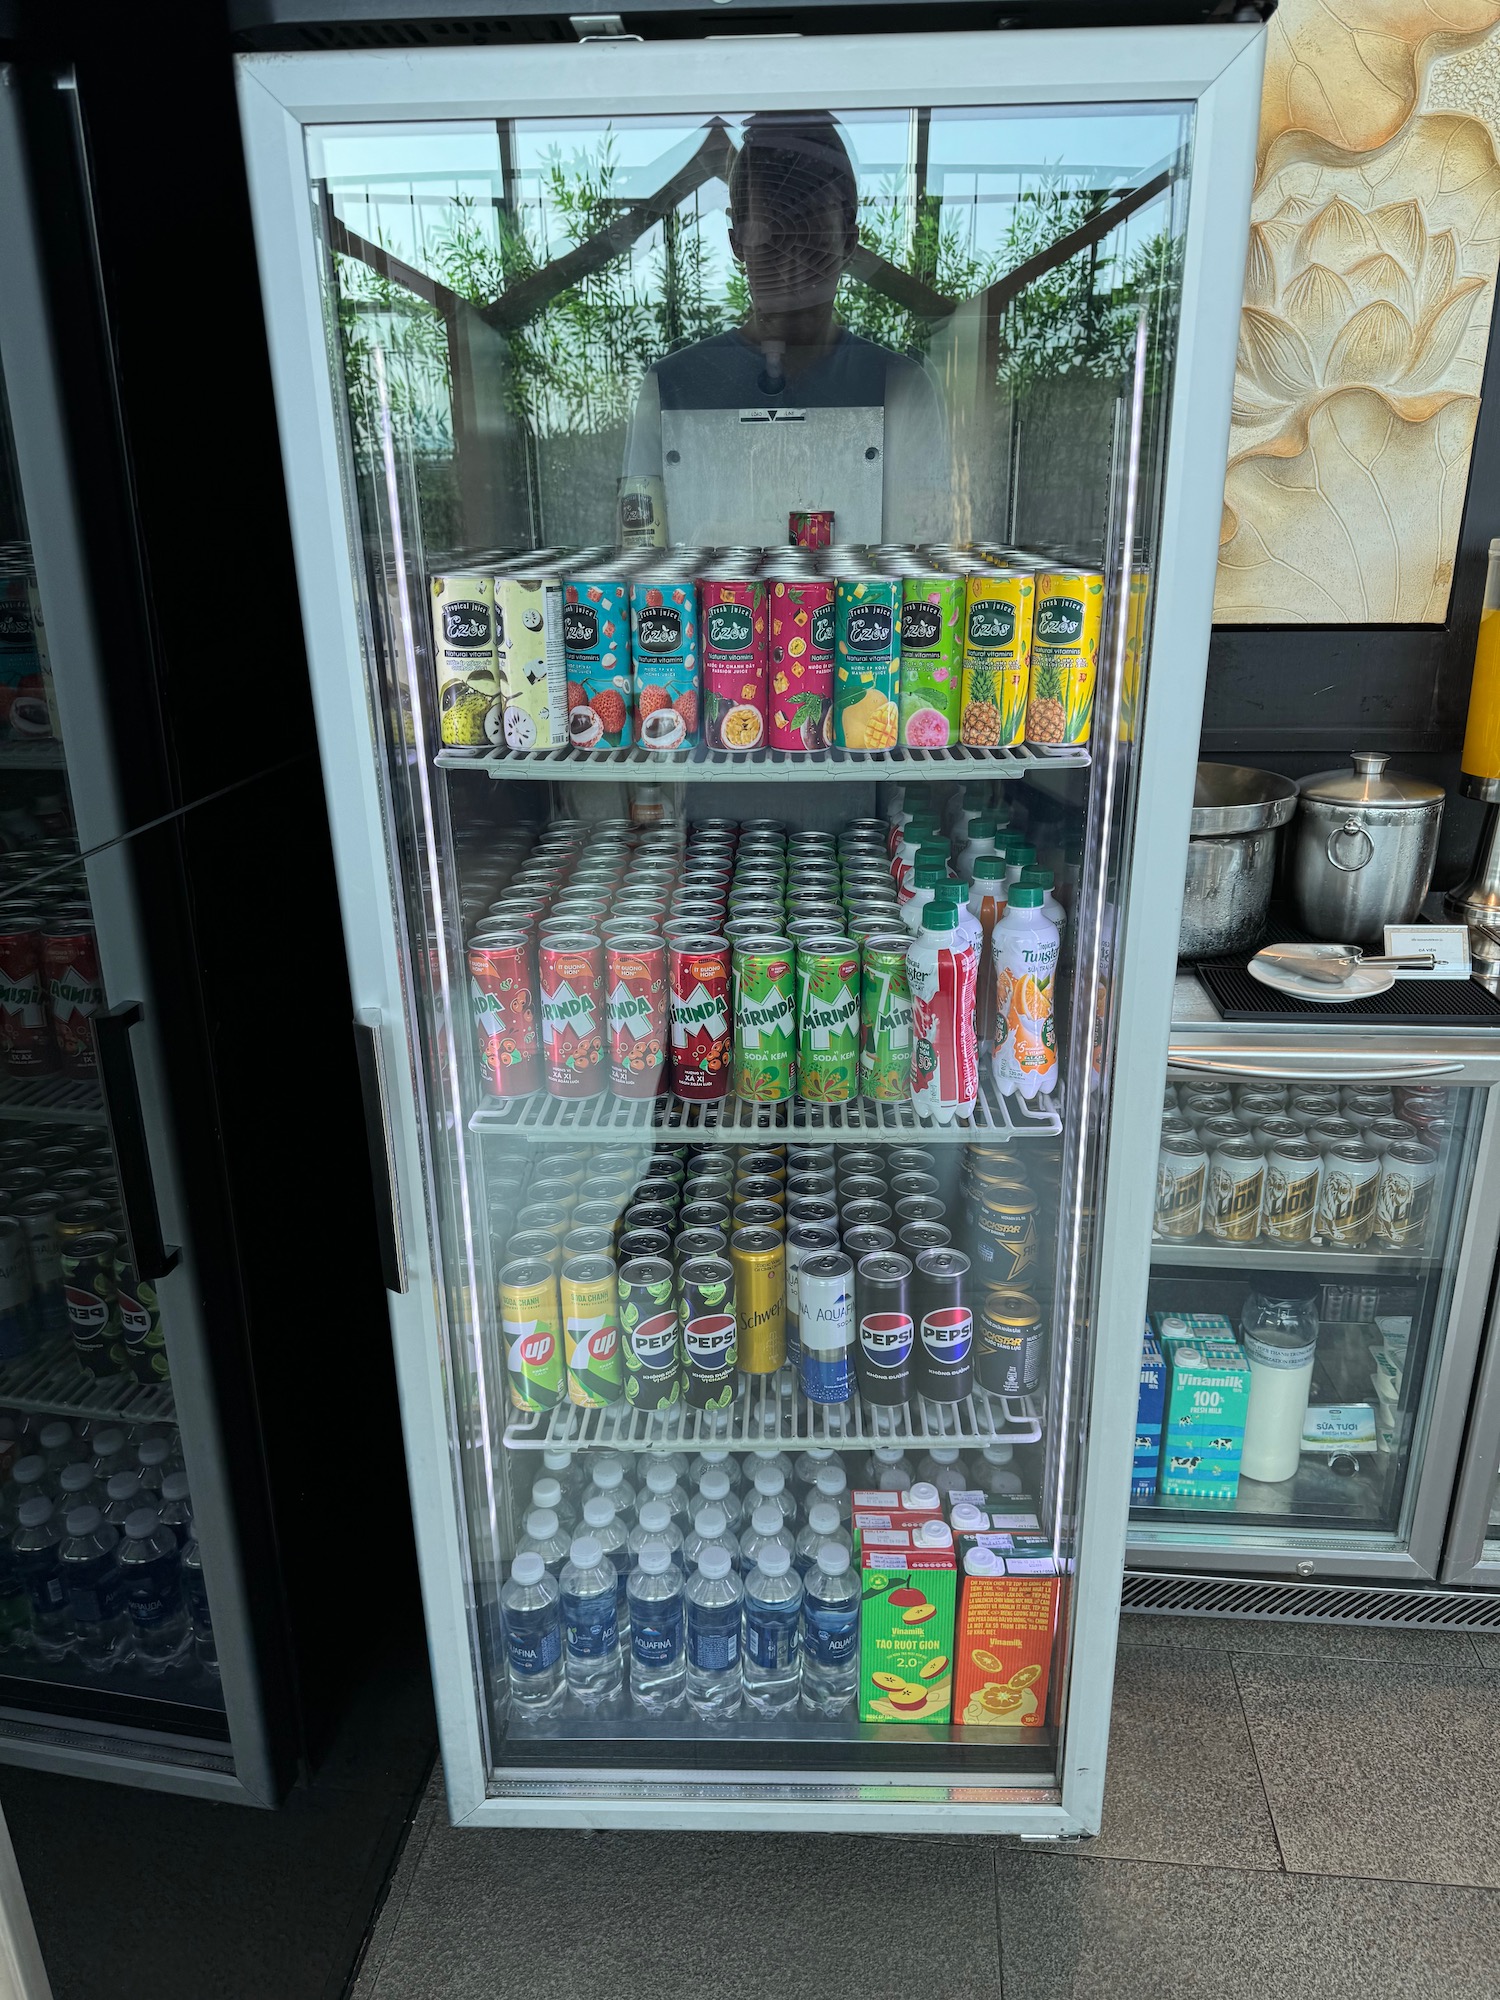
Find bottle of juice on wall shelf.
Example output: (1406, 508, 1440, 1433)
(901, 859, 949, 933)
(970, 856, 1006, 1058)
(1018, 866, 1066, 939)
(991, 886, 1060, 1100)
(907, 904, 979, 1124)
(934, 881, 982, 956)
(956, 818, 998, 884)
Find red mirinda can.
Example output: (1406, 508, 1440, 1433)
(539, 932, 605, 1099)
(0, 921, 51, 1072)
(669, 934, 731, 1101)
(468, 933, 539, 1098)
(607, 932, 667, 1100)
(42, 922, 102, 1077)
(701, 578, 768, 753)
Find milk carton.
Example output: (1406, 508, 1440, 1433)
(1134, 1326, 1165, 1500)
(1161, 1338, 1250, 1503)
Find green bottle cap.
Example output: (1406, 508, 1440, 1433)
(973, 855, 1006, 879)
(1020, 866, 1055, 890)
(1009, 843, 1036, 867)
(968, 819, 997, 839)
(1008, 885, 1044, 909)
(913, 864, 948, 889)
(922, 903, 959, 931)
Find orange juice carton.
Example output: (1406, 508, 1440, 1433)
(952, 1551, 1060, 1726)
(859, 1541, 957, 1723)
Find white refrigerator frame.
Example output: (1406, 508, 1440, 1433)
(236, 22, 1263, 1833)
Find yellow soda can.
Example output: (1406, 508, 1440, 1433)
(561, 1253, 624, 1406)
(959, 569, 1032, 749)
(1117, 564, 1152, 744)
(1026, 568, 1104, 748)
(730, 1224, 786, 1375)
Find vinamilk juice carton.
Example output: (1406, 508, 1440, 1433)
(859, 1542, 956, 1724)
(1161, 1338, 1250, 1503)
(952, 1571, 1060, 1727)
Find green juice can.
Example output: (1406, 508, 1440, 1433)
(796, 934, 862, 1103)
(833, 577, 901, 752)
(898, 573, 965, 749)
(860, 931, 914, 1101)
(732, 935, 797, 1103)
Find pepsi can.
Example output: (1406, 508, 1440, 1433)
(618, 1255, 681, 1408)
(855, 1251, 913, 1406)
(913, 1247, 973, 1402)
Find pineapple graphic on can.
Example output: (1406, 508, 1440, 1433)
(1026, 568, 1104, 748)
(959, 570, 1032, 750)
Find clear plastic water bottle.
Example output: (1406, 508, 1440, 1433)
(739, 1502, 795, 1579)
(793, 1446, 837, 1498)
(58, 1506, 132, 1673)
(56, 1462, 103, 1520)
(689, 1447, 740, 1492)
(653, 1449, 690, 1484)
(37, 1421, 74, 1481)
(541, 1448, 581, 1505)
(135, 1437, 172, 1496)
(581, 1495, 631, 1648)
(12, 1497, 71, 1660)
(640, 1460, 690, 1532)
(628, 1500, 685, 1572)
(583, 1458, 636, 1519)
(749, 1465, 796, 1526)
(119, 1507, 191, 1672)
(811, 1463, 851, 1525)
(742, 1543, 802, 1715)
(683, 1503, 740, 1576)
(745, 1445, 794, 1486)
(102, 1471, 142, 1543)
(0, 1483, 31, 1653)
(795, 1501, 851, 1577)
(801, 1544, 860, 1716)
(500, 1551, 564, 1715)
(694, 1467, 742, 1533)
(861, 1445, 915, 1492)
(90, 1427, 128, 1485)
(158, 1472, 193, 1547)
(560, 1534, 622, 1708)
(685, 1546, 742, 1719)
(181, 1538, 218, 1677)
(916, 1446, 970, 1500)
(10, 1455, 46, 1511)
(529, 1475, 577, 1533)
(517, 1507, 570, 1581)
(978, 1442, 1024, 1497)
(627, 1542, 686, 1715)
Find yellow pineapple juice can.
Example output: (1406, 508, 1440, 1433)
(1026, 568, 1103, 748)
(959, 570, 1032, 749)
(1117, 564, 1151, 745)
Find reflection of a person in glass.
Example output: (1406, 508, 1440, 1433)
(624, 112, 947, 541)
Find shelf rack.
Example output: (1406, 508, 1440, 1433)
(1150, 1239, 1433, 1277)
(0, 1074, 106, 1126)
(0, 741, 66, 772)
(0, 1341, 175, 1425)
(471, 1080, 1062, 1143)
(437, 742, 1089, 783)
(503, 1373, 1041, 1453)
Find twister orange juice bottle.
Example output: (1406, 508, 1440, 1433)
(990, 885, 1060, 1101)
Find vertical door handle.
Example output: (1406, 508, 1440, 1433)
(353, 1013, 408, 1295)
(93, 1002, 180, 1281)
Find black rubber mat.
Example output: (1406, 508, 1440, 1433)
(1195, 918, 1500, 1026)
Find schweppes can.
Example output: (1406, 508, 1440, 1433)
(1026, 567, 1104, 748)
(617, 1255, 681, 1408)
(498, 1256, 564, 1412)
(560, 1253, 624, 1406)
(731, 1225, 785, 1375)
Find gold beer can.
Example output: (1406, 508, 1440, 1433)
(1154, 1132, 1208, 1239)
(1206, 1137, 1265, 1244)
(731, 1225, 785, 1374)
(1262, 1138, 1321, 1246)
(1027, 567, 1104, 748)
(1315, 1140, 1380, 1249)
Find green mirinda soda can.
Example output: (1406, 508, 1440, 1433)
(898, 573, 965, 749)
(860, 932, 914, 1102)
(833, 577, 901, 752)
(732, 935, 797, 1104)
(796, 935, 862, 1103)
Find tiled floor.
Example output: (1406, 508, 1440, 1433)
(350, 1614, 1500, 2000)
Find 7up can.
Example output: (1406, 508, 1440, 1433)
(796, 935, 861, 1104)
(860, 932, 913, 1101)
(960, 569, 1032, 749)
(1026, 567, 1104, 748)
(732, 935, 797, 1103)
(499, 1256, 565, 1411)
(561, 1254, 624, 1407)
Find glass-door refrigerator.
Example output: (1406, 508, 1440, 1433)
(238, 19, 1263, 1833)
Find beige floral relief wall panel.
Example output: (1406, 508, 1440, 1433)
(1215, 1, 1500, 624)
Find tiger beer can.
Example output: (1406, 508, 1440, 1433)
(499, 1257, 565, 1411)
(1315, 1140, 1381, 1248)
(678, 1254, 737, 1409)
(1154, 1132, 1208, 1239)
(617, 1255, 681, 1408)
(731, 1226, 786, 1375)
(1262, 1138, 1321, 1246)
(1375, 1140, 1438, 1250)
(561, 1254, 624, 1407)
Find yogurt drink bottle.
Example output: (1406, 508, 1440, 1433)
(906, 904, 978, 1123)
(990, 885, 1059, 1100)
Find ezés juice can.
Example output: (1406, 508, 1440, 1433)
(898, 574, 964, 749)
(702, 577, 768, 752)
(960, 569, 1032, 749)
(430, 573, 499, 749)
(834, 578, 900, 752)
(631, 574, 700, 751)
(768, 575, 835, 752)
(1026, 567, 1104, 748)
(562, 572, 632, 749)
(493, 573, 567, 752)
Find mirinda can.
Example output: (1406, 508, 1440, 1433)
(539, 932, 605, 1099)
(702, 577, 768, 752)
(468, 933, 540, 1098)
(669, 934, 731, 1101)
(767, 575, 835, 752)
(606, 932, 667, 1099)
(0, 923, 51, 1073)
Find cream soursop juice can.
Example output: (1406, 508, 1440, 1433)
(494, 572, 568, 751)
(430, 573, 500, 749)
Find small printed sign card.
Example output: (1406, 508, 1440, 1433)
(1383, 923, 1472, 978)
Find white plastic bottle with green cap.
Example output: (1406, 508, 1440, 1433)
(906, 902, 979, 1123)
(991, 884, 1061, 1099)
(956, 817, 999, 883)
(901, 858, 949, 933)
(1018, 864, 1066, 937)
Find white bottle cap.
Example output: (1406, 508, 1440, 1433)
(17, 1497, 51, 1528)
(750, 1503, 783, 1536)
(813, 1465, 847, 1496)
(568, 1535, 604, 1569)
(638, 1501, 672, 1535)
(753, 1467, 785, 1496)
(874, 1446, 906, 1465)
(698, 1469, 730, 1502)
(964, 1546, 1005, 1576)
(13, 1456, 44, 1486)
(645, 1462, 677, 1495)
(755, 1544, 792, 1577)
(750, 1447, 786, 1464)
(804, 1448, 834, 1464)
(806, 1503, 841, 1536)
(58, 1463, 93, 1493)
(982, 1443, 1014, 1467)
(906, 1482, 941, 1508)
(137, 1439, 169, 1466)
(927, 1446, 961, 1465)
(124, 1507, 160, 1540)
(591, 1463, 624, 1491)
(542, 1449, 573, 1472)
(161, 1472, 191, 1504)
(106, 1472, 139, 1502)
(65, 1507, 102, 1537)
(696, 1545, 732, 1580)
(582, 1496, 616, 1529)
(951, 1503, 988, 1531)
(525, 1508, 560, 1538)
(817, 1544, 851, 1577)
(39, 1422, 71, 1451)
(698, 1449, 730, 1466)
(532, 1477, 563, 1510)
(636, 1542, 673, 1576)
(91, 1429, 126, 1457)
(511, 1552, 546, 1586)
(693, 1505, 727, 1538)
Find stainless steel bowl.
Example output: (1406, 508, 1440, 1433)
(1178, 762, 1298, 960)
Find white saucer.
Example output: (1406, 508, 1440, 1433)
(1249, 947, 1395, 1004)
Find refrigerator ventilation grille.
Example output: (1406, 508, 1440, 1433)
(505, 1379, 1041, 1453)
(0, 1341, 176, 1425)
(471, 1080, 1062, 1142)
(437, 743, 1090, 783)
(1123, 1570, 1500, 1632)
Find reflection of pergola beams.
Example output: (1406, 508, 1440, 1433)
(846, 245, 956, 320)
(325, 203, 458, 315)
(984, 169, 1172, 318)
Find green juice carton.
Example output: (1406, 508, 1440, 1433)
(859, 1544, 956, 1724)
(1161, 1338, 1250, 1504)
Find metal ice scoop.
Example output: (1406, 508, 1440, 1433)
(1254, 944, 1436, 985)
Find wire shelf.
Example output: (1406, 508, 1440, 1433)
(0, 1073, 106, 1126)
(436, 742, 1089, 783)
(1150, 1240, 1433, 1276)
(0, 1341, 174, 1425)
(0, 742, 66, 771)
(471, 1079, 1062, 1144)
(502, 1372, 1041, 1454)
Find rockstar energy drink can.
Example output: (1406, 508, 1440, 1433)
(731, 1225, 785, 1375)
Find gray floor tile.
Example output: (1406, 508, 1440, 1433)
(996, 1849, 1500, 2000)
(350, 1768, 446, 1997)
(1120, 1610, 1478, 1665)
(1076, 1646, 1280, 1870)
(1234, 1653, 1500, 1888)
(361, 1810, 1002, 2000)
(1468, 1631, 1500, 1668)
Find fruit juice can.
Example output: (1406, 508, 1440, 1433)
(561, 1253, 624, 1406)
(732, 935, 797, 1104)
(731, 1225, 786, 1375)
(1118, 563, 1151, 744)
(796, 936, 861, 1103)
(605, 933, 668, 1099)
(678, 1253, 737, 1409)
(630, 573, 700, 750)
(669, 934, 731, 1100)
(898, 574, 965, 749)
(702, 577, 768, 751)
(789, 508, 834, 548)
(834, 578, 901, 751)
(860, 932, 913, 1102)
(538, 932, 605, 1098)
(618, 474, 668, 550)
(959, 569, 1032, 749)
(430, 573, 500, 748)
(1026, 567, 1104, 748)
(767, 575, 835, 752)
(468, 933, 540, 1098)
(618, 1255, 681, 1408)
(498, 1256, 565, 1411)
(493, 573, 568, 751)
(562, 572, 632, 749)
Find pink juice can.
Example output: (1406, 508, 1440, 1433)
(768, 575, 835, 753)
(702, 578, 768, 752)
